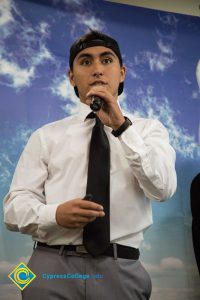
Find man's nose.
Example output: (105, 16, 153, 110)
(92, 61, 104, 77)
(93, 71, 103, 77)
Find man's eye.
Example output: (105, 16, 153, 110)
(81, 60, 91, 65)
(102, 58, 112, 64)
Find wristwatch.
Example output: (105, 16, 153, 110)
(111, 117, 132, 137)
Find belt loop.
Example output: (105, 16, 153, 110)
(113, 243, 118, 260)
(59, 245, 65, 256)
(33, 241, 37, 249)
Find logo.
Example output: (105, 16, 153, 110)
(8, 262, 36, 290)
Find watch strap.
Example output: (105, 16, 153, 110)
(111, 117, 132, 137)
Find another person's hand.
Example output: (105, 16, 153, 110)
(55, 198, 105, 229)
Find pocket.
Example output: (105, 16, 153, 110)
(139, 261, 152, 299)
(116, 258, 152, 299)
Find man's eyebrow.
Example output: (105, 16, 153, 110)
(76, 51, 116, 61)
(99, 51, 116, 58)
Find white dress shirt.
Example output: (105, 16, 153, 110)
(3, 102, 177, 248)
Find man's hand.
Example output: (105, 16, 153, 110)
(86, 86, 125, 130)
(55, 198, 105, 229)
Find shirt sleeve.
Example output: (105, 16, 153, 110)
(118, 119, 177, 201)
(3, 129, 59, 237)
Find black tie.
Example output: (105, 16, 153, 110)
(83, 113, 110, 256)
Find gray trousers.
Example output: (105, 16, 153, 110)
(22, 245, 152, 300)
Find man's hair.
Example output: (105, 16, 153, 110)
(69, 30, 123, 70)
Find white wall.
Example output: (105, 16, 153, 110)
(106, 0, 200, 16)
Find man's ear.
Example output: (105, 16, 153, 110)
(120, 65, 126, 82)
(68, 69, 75, 87)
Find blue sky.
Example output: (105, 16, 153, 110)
(0, 0, 200, 299)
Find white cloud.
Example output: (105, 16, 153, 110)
(133, 15, 176, 73)
(160, 257, 184, 270)
(184, 77, 192, 85)
(0, 0, 14, 27)
(147, 52, 174, 72)
(75, 13, 105, 31)
(0, 46, 54, 89)
(134, 51, 175, 72)
(143, 257, 197, 274)
(0, 0, 106, 93)
(123, 57, 141, 79)
(32, 45, 54, 66)
(0, 126, 33, 187)
(1, 153, 13, 166)
(141, 241, 152, 251)
(0, 0, 20, 40)
(118, 90, 127, 105)
(51, 76, 75, 100)
(69, 10, 106, 38)
(158, 13, 179, 27)
(124, 85, 199, 158)
(157, 39, 173, 55)
(38, 21, 50, 37)
(0, 59, 35, 88)
(192, 91, 199, 99)
(128, 68, 140, 79)
(156, 29, 176, 43)
(0, 1, 54, 89)
(0, 164, 11, 186)
(51, 76, 79, 115)
(14, 127, 33, 144)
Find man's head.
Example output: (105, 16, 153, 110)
(68, 30, 126, 102)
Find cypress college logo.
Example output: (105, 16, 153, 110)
(8, 262, 36, 290)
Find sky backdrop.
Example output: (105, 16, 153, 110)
(0, 0, 200, 299)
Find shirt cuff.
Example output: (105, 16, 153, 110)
(38, 203, 59, 229)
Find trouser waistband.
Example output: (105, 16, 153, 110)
(35, 242, 140, 260)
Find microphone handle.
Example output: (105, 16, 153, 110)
(90, 96, 102, 111)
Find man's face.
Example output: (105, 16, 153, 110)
(68, 46, 126, 103)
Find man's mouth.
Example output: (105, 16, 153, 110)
(90, 81, 107, 87)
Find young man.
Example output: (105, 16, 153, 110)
(4, 30, 177, 300)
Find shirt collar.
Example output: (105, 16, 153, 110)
(77, 102, 93, 122)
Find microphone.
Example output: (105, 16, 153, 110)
(90, 96, 102, 112)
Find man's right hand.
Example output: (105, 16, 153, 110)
(55, 198, 105, 229)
